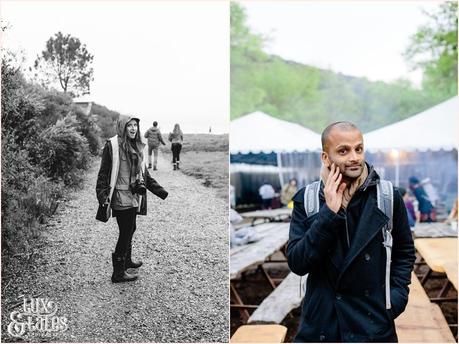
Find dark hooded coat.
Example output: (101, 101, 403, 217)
(287, 164, 415, 343)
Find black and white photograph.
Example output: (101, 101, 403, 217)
(2, 1, 459, 344)
(1, 1, 229, 342)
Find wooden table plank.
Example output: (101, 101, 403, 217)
(414, 238, 457, 273)
(241, 208, 292, 221)
(413, 222, 457, 238)
(443, 261, 458, 290)
(248, 272, 302, 324)
(230, 223, 290, 280)
(395, 303, 455, 343)
(231, 325, 288, 343)
(395, 273, 455, 343)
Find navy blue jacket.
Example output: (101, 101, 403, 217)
(287, 166, 415, 343)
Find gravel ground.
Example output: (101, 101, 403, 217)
(2, 155, 229, 343)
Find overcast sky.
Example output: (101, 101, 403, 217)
(242, 1, 442, 86)
(1, 1, 229, 134)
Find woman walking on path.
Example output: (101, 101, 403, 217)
(168, 123, 183, 170)
(96, 115, 168, 283)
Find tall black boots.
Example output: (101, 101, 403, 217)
(126, 247, 143, 269)
(111, 253, 138, 283)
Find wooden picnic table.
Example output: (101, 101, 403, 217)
(414, 237, 457, 273)
(240, 208, 293, 225)
(230, 222, 290, 280)
(413, 222, 457, 238)
(230, 222, 290, 322)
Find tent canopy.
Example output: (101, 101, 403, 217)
(230, 111, 321, 154)
(363, 97, 458, 152)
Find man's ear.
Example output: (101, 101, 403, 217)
(321, 152, 330, 168)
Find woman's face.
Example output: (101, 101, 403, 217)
(126, 120, 138, 139)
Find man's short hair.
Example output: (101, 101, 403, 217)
(153, 121, 158, 127)
(321, 121, 360, 151)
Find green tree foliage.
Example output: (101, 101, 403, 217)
(231, 2, 455, 133)
(34, 32, 94, 96)
(405, 1, 457, 100)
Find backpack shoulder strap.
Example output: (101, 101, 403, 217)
(377, 179, 394, 310)
(298, 181, 320, 298)
(377, 180, 394, 233)
(303, 181, 321, 217)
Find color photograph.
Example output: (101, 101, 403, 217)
(230, 1, 457, 342)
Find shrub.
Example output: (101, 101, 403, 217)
(1, 132, 65, 254)
(33, 116, 90, 186)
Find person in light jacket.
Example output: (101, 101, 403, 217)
(96, 115, 168, 283)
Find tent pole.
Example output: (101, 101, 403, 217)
(277, 152, 284, 188)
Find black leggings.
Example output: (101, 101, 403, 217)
(113, 208, 137, 256)
(171, 143, 182, 163)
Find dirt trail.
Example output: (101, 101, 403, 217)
(2, 155, 229, 342)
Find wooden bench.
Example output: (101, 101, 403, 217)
(231, 325, 288, 343)
(248, 272, 303, 324)
(241, 208, 292, 225)
(395, 273, 455, 343)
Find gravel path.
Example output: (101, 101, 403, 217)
(2, 155, 229, 342)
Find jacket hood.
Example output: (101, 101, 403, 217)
(117, 115, 143, 146)
(359, 162, 380, 191)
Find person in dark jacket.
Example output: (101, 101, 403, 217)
(168, 123, 183, 170)
(96, 115, 168, 283)
(287, 121, 415, 343)
(144, 121, 166, 170)
(409, 176, 436, 223)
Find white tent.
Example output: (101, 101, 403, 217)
(230, 111, 321, 154)
(364, 96, 458, 152)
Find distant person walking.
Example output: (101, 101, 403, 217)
(168, 123, 183, 170)
(144, 121, 166, 170)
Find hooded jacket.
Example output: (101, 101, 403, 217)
(144, 126, 166, 148)
(287, 164, 415, 343)
(96, 116, 168, 221)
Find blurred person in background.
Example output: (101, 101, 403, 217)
(144, 121, 166, 170)
(281, 178, 298, 208)
(409, 176, 436, 222)
(259, 182, 276, 209)
(399, 187, 416, 228)
(168, 123, 183, 170)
